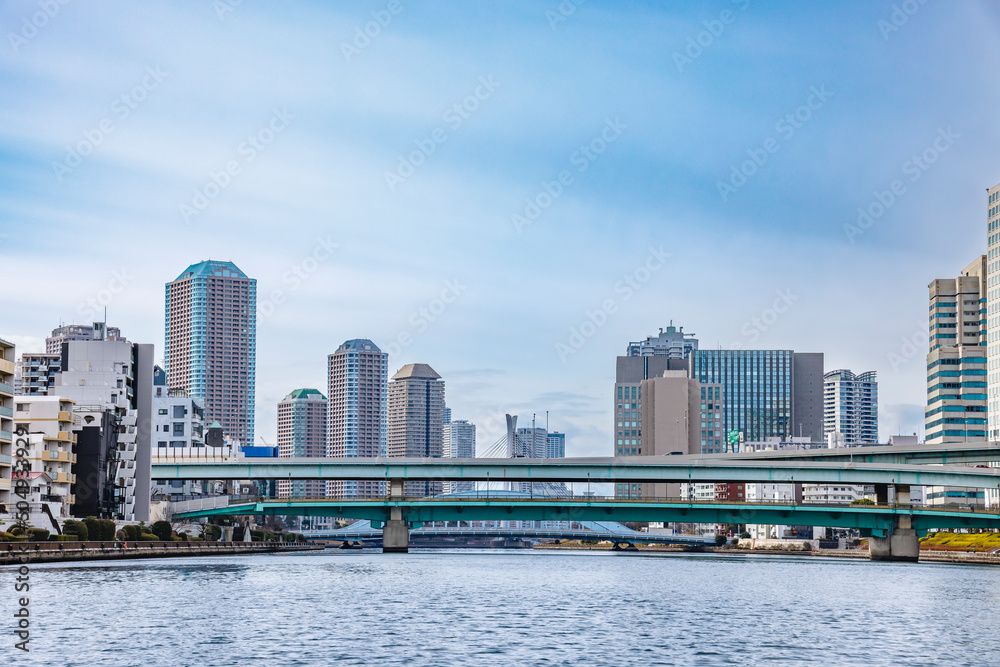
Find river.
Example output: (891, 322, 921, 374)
(7, 549, 1000, 665)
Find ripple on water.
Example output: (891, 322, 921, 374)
(10, 550, 1000, 666)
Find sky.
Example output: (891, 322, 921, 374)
(2, 0, 1000, 454)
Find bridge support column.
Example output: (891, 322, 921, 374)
(383, 510, 409, 553)
(870, 486, 918, 562)
(868, 527, 918, 562)
(383, 483, 409, 552)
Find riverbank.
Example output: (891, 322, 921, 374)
(533, 542, 1000, 565)
(0, 540, 321, 565)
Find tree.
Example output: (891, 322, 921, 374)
(714, 534, 727, 546)
(28, 528, 50, 542)
(121, 524, 139, 541)
(99, 519, 117, 541)
(83, 517, 101, 541)
(151, 521, 173, 541)
(62, 520, 89, 541)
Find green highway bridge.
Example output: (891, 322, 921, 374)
(155, 442, 1000, 560)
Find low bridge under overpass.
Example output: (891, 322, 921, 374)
(305, 519, 717, 548)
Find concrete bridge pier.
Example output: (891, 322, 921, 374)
(383, 479, 409, 553)
(869, 485, 918, 562)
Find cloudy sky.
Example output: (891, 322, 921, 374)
(2, 0, 999, 453)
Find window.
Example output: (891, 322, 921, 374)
(173, 405, 186, 418)
(158, 441, 167, 448)
(158, 409, 168, 415)
(172, 423, 185, 436)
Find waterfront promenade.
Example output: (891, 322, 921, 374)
(0, 540, 319, 565)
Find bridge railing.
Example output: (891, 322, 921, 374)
(213, 494, 998, 515)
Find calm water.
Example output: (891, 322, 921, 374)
(6, 549, 1000, 666)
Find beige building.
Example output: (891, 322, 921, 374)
(637, 371, 723, 498)
(388, 363, 445, 497)
(12, 397, 78, 518)
(0, 338, 14, 509)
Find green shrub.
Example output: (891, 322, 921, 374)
(139, 533, 158, 541)
(9, 525, 25, 536)
(714, 534, 727, 546)
(62, 520, 88, 541)
(28, 528, 50, 542)
(54, 535, 74, 542)
(171, 535, 183, 541)
(739, 531, 751, 539)
(0, 532, 15, 542)
(83, 517, 101, 542)
(98, 519, 117, 541)
(151, 520, 173, 541)
(121, 524, 139, 541)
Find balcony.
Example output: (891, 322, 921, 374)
(0, 430, 11, 442)
(0, 454, 10, 465)
(0, 406, 12, 418)
(0, 382, 12, 396)
(57, 411, 72, 422)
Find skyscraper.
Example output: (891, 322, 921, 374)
(164, 260, 257, 446)
(689, 349, 824, 443)
(626, 324, 698, 358)
(443, 419, 476, 494)
(388, 363, 445, 497)
(824, 369, 878, 445)
(614, 325, 699, 497)
(277, 389, 328, 499)
(987, 184, 1000, 440)
(327, 339, 387, 497)
(545, 432, 565, 458)
(925, 258, 987, 444)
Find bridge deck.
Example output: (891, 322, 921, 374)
(171, 497, 1000, 532)
(151, 457, 1000, 489)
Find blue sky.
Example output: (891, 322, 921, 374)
(2, 0, 1000, 452)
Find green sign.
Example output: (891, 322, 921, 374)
(727, 430, 740, 444)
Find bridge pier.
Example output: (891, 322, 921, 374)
(383, 480, 409, 553)
(869, 484, 918, 562)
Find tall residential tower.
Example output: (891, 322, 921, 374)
(164, 260, 257, 446)
(823, 369, 878, 445)
(327, 339, 387, 497)
(277, 389, 328, 499)
(388, 363, 445, 496)
(926, 258, 987, 444)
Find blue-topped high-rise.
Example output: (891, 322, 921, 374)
(165, 260, 256, 447)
